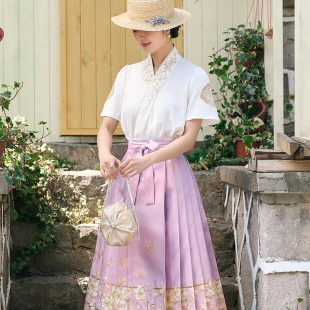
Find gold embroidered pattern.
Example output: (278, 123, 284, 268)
(97, 250, 103, 261)
(106, 257, 113, 270)
(84, 273, 227, 309)
(200, 83, 216, 107)
(145, 241, 155, 254)
(134, 268, 146, 281)
(106, 83, 115, 101)
(142, 61, 153, 92)
(140, 50, 180, 118)
(119, 256, 127, 268)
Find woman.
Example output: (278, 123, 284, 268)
(84, 0, 227, 309)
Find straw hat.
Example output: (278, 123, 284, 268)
(111, 0, 191, 31)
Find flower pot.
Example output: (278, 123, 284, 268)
(236, 138, 261, 159)
(0, 141, 7, 158)
(228, 100, 266, 134)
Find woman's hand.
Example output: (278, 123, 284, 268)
(118, 155, 152, 178)
(99, 152, 122, 180)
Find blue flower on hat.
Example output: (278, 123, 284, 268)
(145, 17, 170, 26)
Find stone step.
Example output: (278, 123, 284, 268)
(11, 219, 234, 276)
(46, 141, 205, 170)
(11, 222, 97, 274)
(52, 168, 227, 219)
(10, 273, 238, 310)
(9, 272, 89, 310)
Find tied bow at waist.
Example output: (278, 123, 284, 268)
(126, 139, 172, 205)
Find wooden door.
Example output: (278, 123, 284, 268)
(59, 0, 183, 136)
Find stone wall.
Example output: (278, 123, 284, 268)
(220, 166, 310, 310)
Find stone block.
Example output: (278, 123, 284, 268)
(195, 170, 226, 219)
(208, 219, 235, 273)
(248, 196, 259, 265)
(221, 277, 239, 310)
(236, 192, 244, 256)
(51, 170, 107, 218)
(283, 21, 294, 70)
(10, 272, 89, 310)
(259, 201, 310, 261)
(257, 270, 309, 310)
(284, 7, 294, 16)
(240, 242, 253, 310)
(11, 222, 98, 273)
(219, 166, 310, 195)
(0, 171, 11, 195)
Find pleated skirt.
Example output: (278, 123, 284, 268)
(84, 139, 227, 310)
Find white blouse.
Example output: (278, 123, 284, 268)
(100, 44, 220, 141)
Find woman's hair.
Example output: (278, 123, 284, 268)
(169, 25, 181, 39)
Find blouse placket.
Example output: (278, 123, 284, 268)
(132, 46, 181, 140)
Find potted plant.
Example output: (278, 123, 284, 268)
(208, 21, 270, 158)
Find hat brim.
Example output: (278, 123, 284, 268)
(111, 8, 191, 31)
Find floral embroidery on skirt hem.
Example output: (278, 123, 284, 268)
(84, 272, 227, 310)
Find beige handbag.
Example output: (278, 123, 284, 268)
(99, 175, 140, 246)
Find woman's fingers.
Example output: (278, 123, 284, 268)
(100, 164, 117, 180)
(100, 168, 109, 180)
(121, 166, 136, 178)
(106, 164, 118, 180)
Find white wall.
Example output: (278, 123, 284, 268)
(0, 0, 66, 142)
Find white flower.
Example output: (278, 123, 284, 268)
(134, 285, 146, 300)
(87, 298, 97, 310)
(170, 287, 181, 301)
(12, 115, 27, 130)
(88, 279, 99, 297)
(114, 287, 127, 305)
(101, 294, 114, 309)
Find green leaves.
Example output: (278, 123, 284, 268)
(12, 210, 18, 220)
(285, 102, 293, 115)
(240, 72, 251, 81)
(243, 135, 254, 148)
(250, 34, 263, 44)
(214, 68, 226, 77)
(3, 175, 13, 185)
(1, 99, 9, 110)
(252, 117, 264, 129)
(238, 52, 246, 62)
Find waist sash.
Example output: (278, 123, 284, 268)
(126, 139, 173, 205)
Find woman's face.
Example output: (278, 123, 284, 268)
(132, 29, 170, 53)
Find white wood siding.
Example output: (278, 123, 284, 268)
(0, 0, 64, 143)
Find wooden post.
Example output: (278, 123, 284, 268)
(295, 0, 310, 138)
(273, 0, 284, 150)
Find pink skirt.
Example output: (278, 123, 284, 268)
(84, 139, 227, 310)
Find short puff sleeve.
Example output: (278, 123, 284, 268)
(185, 66, 220, 126)
(100, 65, 128, 121)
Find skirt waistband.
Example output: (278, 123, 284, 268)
(128, 139, 173, 151)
